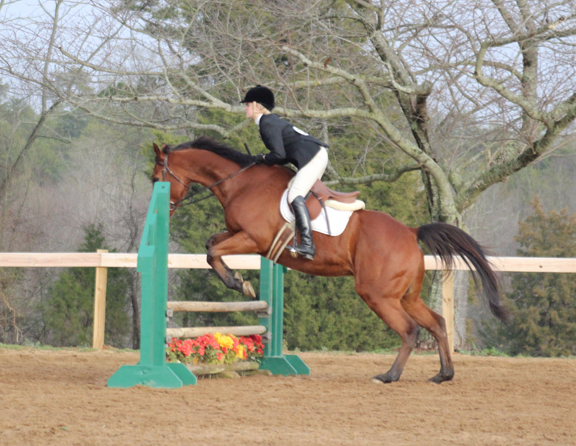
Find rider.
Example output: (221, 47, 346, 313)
(241, 85, 329, 260)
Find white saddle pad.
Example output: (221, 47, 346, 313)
(279, 189, 354, 237)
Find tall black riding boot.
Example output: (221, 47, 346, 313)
(290, 196, 316, 260)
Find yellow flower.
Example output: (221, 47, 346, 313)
(214, 333, 234, 350)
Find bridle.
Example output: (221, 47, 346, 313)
(156, 152, 256, 211)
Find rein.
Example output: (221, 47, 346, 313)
(157, 152, 256, 210)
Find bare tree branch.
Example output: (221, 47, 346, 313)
(2, 0, 575, 224)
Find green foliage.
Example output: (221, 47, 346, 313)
(482, 198, 576, 357)
(40, 224, 132, 347)
(0, 100, 92, 189)
(197, 109, 263, 154)
(283, 273, 400, 351)
(53, 111, 89, 140)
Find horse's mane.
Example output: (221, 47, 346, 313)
(164, 136, 254, 168)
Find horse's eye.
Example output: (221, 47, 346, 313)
(152, 177, 159, 183)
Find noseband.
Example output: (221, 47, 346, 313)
(156, 152, 255, 211)
(160, 154, 189, 188)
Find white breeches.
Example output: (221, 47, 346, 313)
(288, 147, 329, 203)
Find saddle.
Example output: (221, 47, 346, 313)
(288, 179, 361, 220)
(267, 181, 364, 263)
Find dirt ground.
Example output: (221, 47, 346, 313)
(1, 348, 575, 446)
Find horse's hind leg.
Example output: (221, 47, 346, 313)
(206, 231, 257, 298)
(401, 293, 454, 384)
(358, 290, 420, 383)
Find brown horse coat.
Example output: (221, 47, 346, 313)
(152, 137, 508, 383)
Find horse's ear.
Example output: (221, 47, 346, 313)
(153, 143, 162, 157)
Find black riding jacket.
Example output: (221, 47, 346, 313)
(259, 114, 328, 169)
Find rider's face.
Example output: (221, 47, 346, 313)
(244, 102, 255, 120)
(245, 102, 263, 121)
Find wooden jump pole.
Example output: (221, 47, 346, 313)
(92, 249, 108, 350)
(167, 301, 268, 312)
(167, 325, 267, 338)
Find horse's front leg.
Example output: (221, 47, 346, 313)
(206, 231, 259, 298)
(206, 231, 236, 277)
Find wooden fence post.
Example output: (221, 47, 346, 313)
(92, 249, 108, 350)
(442, 270, 455, 354)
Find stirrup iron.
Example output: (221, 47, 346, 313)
(290, 235, 298, 258)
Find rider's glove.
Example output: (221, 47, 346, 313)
(253, 154, 266, 165)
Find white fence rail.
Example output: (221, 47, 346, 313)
(2, 253, 575, 352)
(0, 253, 261, 270)
(3, 253, 576, 272)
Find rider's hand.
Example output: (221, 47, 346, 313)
(253, 154, 266, 164)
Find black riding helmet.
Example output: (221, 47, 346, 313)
(240, 85, 275, 111)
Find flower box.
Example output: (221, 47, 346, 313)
(166, 333, 266, 378)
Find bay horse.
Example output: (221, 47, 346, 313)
(152, 136, 509, 384)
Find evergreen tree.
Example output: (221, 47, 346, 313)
(41, 224, 132, 347)
(483, 198, 576, 357)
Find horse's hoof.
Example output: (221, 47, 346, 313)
(428, 376, 444, 384)
(242, 281, 256, 298)
(234, 271, 243, 282)
(370, 374, 396, 384)
(428, 372, 454, 384)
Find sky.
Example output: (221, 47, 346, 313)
(2, 0, 92, 20)
(3, 0, 54, 17)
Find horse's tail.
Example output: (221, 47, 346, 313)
(417, 222, 510, 323)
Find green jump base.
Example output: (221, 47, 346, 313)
(259, 355, 310, 376)
(107, 363, 197, 388)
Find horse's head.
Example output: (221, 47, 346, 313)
(151, 143, 190, 216)
(151, 136, 258, 216)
